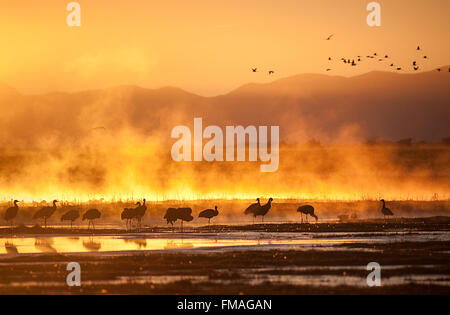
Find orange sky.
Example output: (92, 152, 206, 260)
(0, 0, 449, 96)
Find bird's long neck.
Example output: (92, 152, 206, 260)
(52, 201, 57, 208)
(14, 200, 18, 207)
(143, 199, 146, 205)
(381, 200, 385, 208)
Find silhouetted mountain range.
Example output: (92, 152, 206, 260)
(1, 68, 449, 147)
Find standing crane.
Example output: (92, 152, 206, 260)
(199, 206, 219, 224)
(4, 200, 19, 228)
(297, 205, 318, 223)
(33, 200, 58, 228)
(82, 209, 101, 231)
(380, 199, 394, 219)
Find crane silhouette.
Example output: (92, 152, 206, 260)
(380, 199, 394, 219)
(297, 205, 318, 223)
(199, 206, 219, 224)
(164, 208, 178, 229)
(82, 209, 101, 231)
(121, 207, 135, 230)
(60, 209, 80, 229)
(134, 199, 147, 230)
(33, 200, 58, 228)
(177, 207, 194, 232)
(244, 198, 261, 223)
(253, 198, 273, 222)
(121, 201, 141, 230)
(4, 200, 19, 227)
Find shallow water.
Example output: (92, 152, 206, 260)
(0, 230, 448, 255)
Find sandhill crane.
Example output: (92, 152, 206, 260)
(121, 201, 141, 230)
(199, 206, 219, 224)
(82, 209, 101, 231)
(325, 34, 334, 40)
(253, 198, 273, 222)
(133, 199, 147, 230)
(380, 199, 394, 219)
(4, 200, 19, 227)
(252, 68, 257, 72)
(121, 207, 135, 230)
(60, 209, 80, 228)
(297, 205, 318, 223)
(33, 200, 58, 228)
(268, 70, 275, 75)
(164, 208, 178, 228)
(244, 198, 261, 223)
(177, 207, 194, 232)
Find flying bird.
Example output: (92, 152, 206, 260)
(326, 68, 332, 71)
(252, 68, 257, 72)
(325, 34, 334, 40)
(268, 70, 274, 75)
(437, 68, 441, 72)
(417, 46, 421, 50)
(414, 66, 419, 71)
(413, 61, 417, 66)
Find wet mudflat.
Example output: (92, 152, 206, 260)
(0, 218, 448, 294)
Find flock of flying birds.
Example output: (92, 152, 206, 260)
(251, 34, 450, 74)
